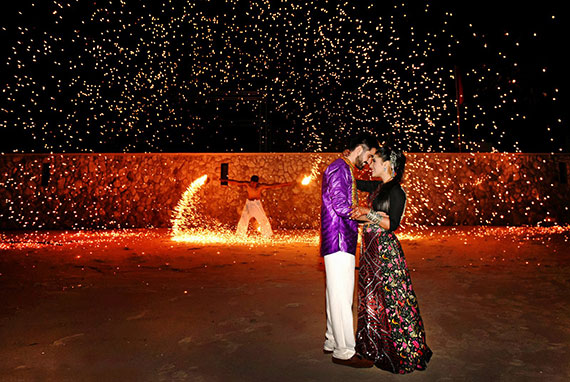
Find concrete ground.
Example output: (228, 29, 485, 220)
(1, 227, 569, 382)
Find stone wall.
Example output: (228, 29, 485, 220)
(1, 153, 569, 230)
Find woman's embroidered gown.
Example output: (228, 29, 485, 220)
(355, 180, 432, 373)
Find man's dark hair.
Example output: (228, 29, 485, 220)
(348, 133, 380, 152)
(250, 175, 259, 182)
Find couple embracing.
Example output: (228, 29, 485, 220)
(321, 133, 432, 373)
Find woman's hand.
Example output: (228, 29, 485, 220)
(376, 211, 389, 218)
(350, 205, 370, 220)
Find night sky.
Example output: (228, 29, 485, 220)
(1, 0, 567, 153)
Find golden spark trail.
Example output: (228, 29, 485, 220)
(170, 175, 318, 245)
(171, 174, 213, 237)
(300, 156, 325, 186)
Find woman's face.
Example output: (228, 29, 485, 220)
(371, 154, 389, 178)
(370, 155, 384, 178)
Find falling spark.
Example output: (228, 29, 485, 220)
(1, 1, 563, 153)
(171, 174, 216, 236)
(299, 156, 325, 187)
(170, 174, 318, 245)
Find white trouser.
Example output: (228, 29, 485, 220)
(236, 199, 273, 238)
(324, 251, 356, 360)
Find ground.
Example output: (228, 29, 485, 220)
(1, 227, 569, 382)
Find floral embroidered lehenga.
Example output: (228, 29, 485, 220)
(355, 183, 432, 373)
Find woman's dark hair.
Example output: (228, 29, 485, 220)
(371, 147, 406, 213)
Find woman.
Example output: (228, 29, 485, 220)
(350, 147, 432, 373)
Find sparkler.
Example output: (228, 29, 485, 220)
(300, 156, 325, 186)
(171, 174, 213, 236)
(170, 174, 318, 245)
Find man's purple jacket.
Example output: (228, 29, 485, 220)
(320, 158, 359, 257)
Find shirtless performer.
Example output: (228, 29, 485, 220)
(227, 175, 294, 238)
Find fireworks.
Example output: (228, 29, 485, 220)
(171, 174, 214, 236)
(1, 0, 563, 153)
(300, 155, 326, 187)
(170, 174, 318, 245)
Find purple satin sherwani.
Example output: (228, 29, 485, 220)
(320, 158, 359, 257)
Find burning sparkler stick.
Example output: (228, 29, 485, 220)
(301, 175, 312, 186)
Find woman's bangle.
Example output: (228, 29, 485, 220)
(366, 210, 383, 225)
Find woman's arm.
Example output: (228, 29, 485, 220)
(349, 187, 405, 231)
(387, 186, 406, 232)
(350, 205, 390, 229)
(356, 179, 382, 193)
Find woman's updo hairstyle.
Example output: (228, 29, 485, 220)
(376, 146, 406, 183)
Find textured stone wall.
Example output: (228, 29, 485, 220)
(1, 153, 569, 230)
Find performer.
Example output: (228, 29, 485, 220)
(351, 147, 432, 373)
(320, 133, 379, 368)
(227, 175, 293, 238)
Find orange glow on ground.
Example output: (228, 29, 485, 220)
(0, 229, 161, 250)
(1, 226, 568, 252)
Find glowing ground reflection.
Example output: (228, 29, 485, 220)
(1, 226, 568, 251)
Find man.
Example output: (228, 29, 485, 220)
(321, 133, 379, 368)
(227, 175, 294, 238)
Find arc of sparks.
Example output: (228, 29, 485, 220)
(171, 174, 210, 237)
(170, 174, 318, 245)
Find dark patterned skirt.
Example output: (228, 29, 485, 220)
(356, 225, 432, 373)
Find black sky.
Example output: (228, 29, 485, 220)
(0, 0, 567, 153)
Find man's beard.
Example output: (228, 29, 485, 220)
(354, 154, 366, 170)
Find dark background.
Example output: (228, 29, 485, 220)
(0, 0, 567, 153)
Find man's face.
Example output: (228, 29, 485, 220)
(354, 146, 376, 170)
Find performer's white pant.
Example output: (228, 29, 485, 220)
(236, 199, 273, 238)
(324, 251, 356, 360)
